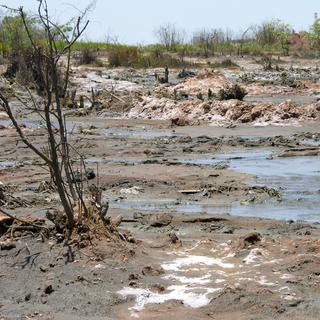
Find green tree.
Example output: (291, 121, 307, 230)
(0, 14, 40, 56)
(275, 22, 292, 56)
(310, 19, 320, 55)
(255, 20, 292, 55)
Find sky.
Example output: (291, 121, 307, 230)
(1, 0, 319, 44)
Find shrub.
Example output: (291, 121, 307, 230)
(213, 58, 239, 69)
(220, 58, 239, 68)
(138, 51, 188, 68)
(108, 46, 139, 67)
(217, 84, 247, 101)
(78, 48, 100, 65)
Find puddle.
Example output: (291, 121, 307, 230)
(111, 149, 320, 222)
(110, 198, 232, 215)
(300, 139, 320, 146)
(102, 128, 184, 139)
(0, 161, 17, 168)
(0, 119, 77, 132)
(176, 149, 320, 221)
(0, 119, 42, 129)
(85, 158, 138, 166)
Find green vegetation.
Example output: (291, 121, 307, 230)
(1, 12, 320, 72)
(310, 19, 320, 54)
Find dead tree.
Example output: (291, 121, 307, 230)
(0, 1, 89, 232)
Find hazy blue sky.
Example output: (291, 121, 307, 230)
(1, 0, 319, 43)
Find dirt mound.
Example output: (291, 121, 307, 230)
(168, 70, 230, 97)
(127, 97, 320, 126)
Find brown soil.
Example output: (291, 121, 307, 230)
(1, 57, 320, 320)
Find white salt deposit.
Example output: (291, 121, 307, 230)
(118, 285, 222, 314)
(161, 255, 234, 272)
(242, 248, 266, 265)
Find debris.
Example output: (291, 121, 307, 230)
(237, 232, 262, 249)
(177, 69, 196, 79)
(169, 231, 179, 244)
(217, 84, 247, 101)
(73, 169, 96, 182)
(0, 240, 16, 251)
(178, 189, 202, 194)
(40, 265, 49, 273)
(141, 265, 165, 276)
(182, 216, 228, 223)
(111, 215, 123, 228)
(119, 186, 143, 195)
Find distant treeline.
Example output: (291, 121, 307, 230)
(1, 12, 320, 70)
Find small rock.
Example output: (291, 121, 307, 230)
(25, 293, 31, 301)
(44, 283, 54, 294)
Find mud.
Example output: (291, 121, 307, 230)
(1, 57, 320, 319)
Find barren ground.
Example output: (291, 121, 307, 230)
(0, 56, 320, 319)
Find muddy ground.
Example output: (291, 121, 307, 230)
(0, 56, 320, 319)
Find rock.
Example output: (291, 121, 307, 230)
(44, 283, 54, 295)
(149, 213, 173, 227)
(0, 240, 16, 251)
(25, 293, 31, 301)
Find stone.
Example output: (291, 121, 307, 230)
(44, 283, 54, 295)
